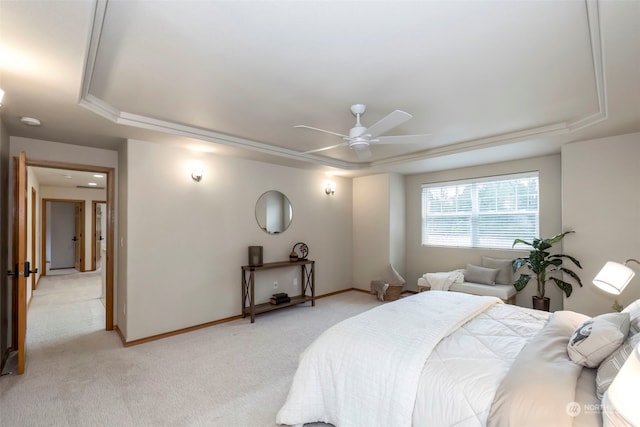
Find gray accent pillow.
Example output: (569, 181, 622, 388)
(596, 332, 640, 398)
(481, 256, 513, 285)
(622, 299, 640, 334)
(464, 264, 499, 286)
(567, 312, 630, 368)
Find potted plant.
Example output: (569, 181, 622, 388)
(512, 231, 583, 311)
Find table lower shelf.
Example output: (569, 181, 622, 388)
(244, 295, 313, 316)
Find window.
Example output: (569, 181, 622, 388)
(421, 172, 539, 249)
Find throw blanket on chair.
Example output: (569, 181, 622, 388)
(276, 291, 501, 427)
(425, 270, 464, 291)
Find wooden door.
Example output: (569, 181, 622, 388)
(12, 151, 28, 374)
(73, 202, 84, 271)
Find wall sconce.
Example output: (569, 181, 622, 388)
(325, 181, 336, 195)
(0, 88, 4, 107)
(191, 160, 204, 182)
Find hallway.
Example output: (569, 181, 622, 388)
(28, 271, 104, 344)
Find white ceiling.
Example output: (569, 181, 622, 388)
(1, 0, 639, 180)
(31, 166, 106, 189)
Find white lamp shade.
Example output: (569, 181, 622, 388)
(603, 343, 640, 426)
(593, 261, 635, 295)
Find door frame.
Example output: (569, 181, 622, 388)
(42, 199, 86, 273)
(91, 201, 106, 271)
(27, 159, 115, 331)
(30, 187, 37, 291)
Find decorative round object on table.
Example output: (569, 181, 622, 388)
(292, 242, 309, 260)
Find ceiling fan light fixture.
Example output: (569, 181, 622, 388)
(349, 138, 369, 149)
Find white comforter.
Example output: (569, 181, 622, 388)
(276, 291, 501, 427)
(413, 302, 550, 425)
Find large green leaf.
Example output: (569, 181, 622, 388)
(550, 278, 574, 298)
(560, 268, 583, 287)
(513, 274, 532, 291)
(551, 254, 582, 269)
(512, 238, 533, 248)
(512, 258, 530, 272)
(546, 231, 575, 245)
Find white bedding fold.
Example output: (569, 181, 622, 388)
(488, 310, 591, 427)
(425, 270, 464, 291)
(276, 291, 501, 427)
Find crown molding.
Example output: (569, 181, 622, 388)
(79, 0, 607, 171)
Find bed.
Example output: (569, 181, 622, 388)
(276, 291, 639, 427)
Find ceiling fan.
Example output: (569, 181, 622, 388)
(295, 104, 430, 159)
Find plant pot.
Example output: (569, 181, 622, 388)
(532, 296, 550, 312)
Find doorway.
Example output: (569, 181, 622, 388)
(43, 200, 85, 274)
(27, 159, 115, 331)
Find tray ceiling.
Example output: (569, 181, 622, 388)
(2, 1, 639, 175)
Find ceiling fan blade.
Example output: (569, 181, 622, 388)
(353, 146, 372, 159)
(374, 133, 432, 145)
(361, 110, 412, 138)
(303, 142, 348, 154)
(294, 125, 348, 139)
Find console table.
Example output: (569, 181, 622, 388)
(241, 259, 315, 323)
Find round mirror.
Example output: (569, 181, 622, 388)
(255, 190, 293, 234)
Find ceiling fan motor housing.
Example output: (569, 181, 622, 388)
(349, 125, 368, 139)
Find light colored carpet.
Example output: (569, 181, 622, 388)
(0, 272, 382, 426)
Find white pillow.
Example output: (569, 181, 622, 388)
(622, 299, 640, 334)
(481, 256, 513, 286)
(596, 333, 640, 398)
(567, 312, 630, 368)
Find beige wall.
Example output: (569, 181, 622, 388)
(405, 154, 564, 311)
(117, 145, 128, 338)
(562, 132, 640, 316)
(122, 139, 353, 341)
(352, 173, 407, 289)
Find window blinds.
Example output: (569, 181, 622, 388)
(421, 172, 539, 249)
